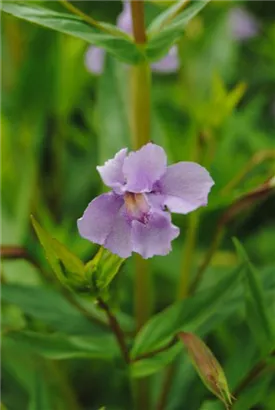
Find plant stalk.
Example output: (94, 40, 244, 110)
(130, 62, 151, 150)
(130, 0, 151, 340)
(97, 297, 130, 364)
(130, 1, 151, 409)
(59, 0, 112, 34)
(177, 211, 199, 299)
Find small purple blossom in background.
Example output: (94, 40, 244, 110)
(78, 143, 214, 259)
(85, 0, 179, 75)
(85, 46, 105, 75)
(229, 7, 259, 40)
(151, 46, 179, 73)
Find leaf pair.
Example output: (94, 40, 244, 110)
(1, 0, 210, 64)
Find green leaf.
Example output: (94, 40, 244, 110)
(1, 284, 107, 336)
(1, 1, 142, 64)
(86, 247, 125, 291)
(28, 369, 52, 410)
(147, 0, 190, 34)
(2, 340, 80, 410)
(31, 216, 90, 291)
(131, 343, 182, 378)
(95, 55, 131, 164)
(4, 331, 118, 360)
(233, 238, 275, 353)
(146, 0, 211, 61)
(199, 401, 223, 410)
(233, 373, 273, 410)
(130, 264, 275, 377)
(131, 264, 243, 358)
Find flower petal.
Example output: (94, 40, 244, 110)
(117, 0, 132, 34)
(229, 7, 259, 40)
(151, 46, 179, 74)
(123, 143, 167, 193)
(97, 148, 128, 193)
(104, 206, 133, 258)
(160, 162, 214, 214)
(85, 46, 105, 75)
(132, 211, 179, 259)
(146, 192, 166, 211)
(77, 193, 123, 245)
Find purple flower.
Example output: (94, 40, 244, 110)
(77, 143, 214, 259)
(85, 46, 105, 75)
(151, 46, 179, 74)
(85, 0, 179, 75)
(228, 7, 259, 40)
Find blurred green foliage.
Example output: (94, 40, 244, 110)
(1, 1, 275, 410)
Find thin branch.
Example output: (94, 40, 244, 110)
(59, 0, 114, 35)
(156, 364, 176, 410)
(221, 150, 275, 195)
(133, 337, 178, 362)
(190, 178, 274, 294)
(97, 297, 130, 364)
(62, 289, 108, 330)
(233, 350, 275, 397)
(1, 245, 50, 279)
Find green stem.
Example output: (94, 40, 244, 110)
(130, 2, 151, 410)
(130, 0, 147, 44)
(190, 226, 225, 294)
(134, 255, 152, 332)
(59, 0, 113, 34)
(221, 149, 275, 195)
(97, 297, 130, 364)
(177, 211, 199, 299)
(129, 0, 151, 338)
(49, 361, 81, 410)
(130, 61, 151, 149)
(156, 365, 176, 410)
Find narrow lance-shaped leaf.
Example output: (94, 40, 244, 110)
(1, 1, 143, 64)
(1, 284, 108, 335)
(95, 55, 131, 164)
(31, 216, 91, 292)
(233, 238, 275, 353)
(146, 0, 211, 61)
(131, 263, 243, 357)
(179, 332, 233, 410)
(148, 0, 190, 34)
(4, 331, 118, 360)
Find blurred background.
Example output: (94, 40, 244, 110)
(1, 1, 275, 409)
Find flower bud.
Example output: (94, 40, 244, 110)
(178, 332, 233, 409)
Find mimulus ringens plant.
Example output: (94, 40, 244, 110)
(78, 143, 214, 258)
(85, 0, 179, 75)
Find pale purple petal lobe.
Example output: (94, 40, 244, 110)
(132, 211, 179, 259)
(104, 206, 133, 258)
(123, 143, 167, 193)
(117, 0, 132, 34)
(151, 46, 179, 73)
(229, 7, 259, 40)
(85, 46, 105, 74)
(77, 193, 123, 245)
(97, 148, 128, 193)
(160, 162, 214, 214)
